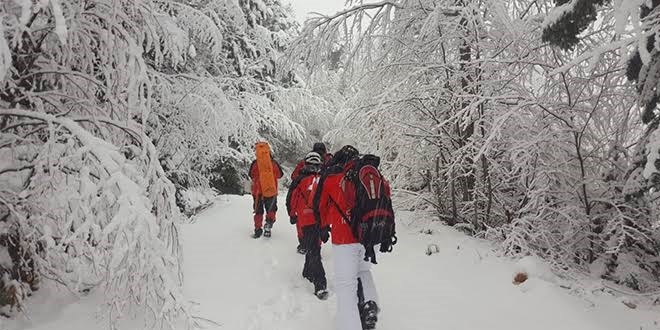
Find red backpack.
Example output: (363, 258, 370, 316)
(345, 154, 397, 264)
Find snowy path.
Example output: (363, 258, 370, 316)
(183, 195, 335, 330)
(184, 195, 657, 330)
(4, 194, 658, 330)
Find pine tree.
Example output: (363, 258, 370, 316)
(541, 0, 611, 50)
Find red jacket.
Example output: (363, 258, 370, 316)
(314, 167, 358, 245)
(249, 159, 283, 197)
(291, 160, 305, 181)
(314, 162, 393, 245)
(287, 173, 321, 227)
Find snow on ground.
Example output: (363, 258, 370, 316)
(4, 193, 660, 330)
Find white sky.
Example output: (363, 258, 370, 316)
(286, 0, 347, 23)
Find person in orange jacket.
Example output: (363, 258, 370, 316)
(313, 145, 385, 330)
(286, 151, 328, 299)
(248, 146, 284, 238)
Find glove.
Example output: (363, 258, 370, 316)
(379, 232, 397, 253)
(290, 216, 297, 224)
(380, 238, 391, 253)
(320, 226, 330, 243)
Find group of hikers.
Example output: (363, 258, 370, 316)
(247, 141, 397, 330)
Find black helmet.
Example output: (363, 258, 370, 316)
(312, 142, 327, 155)
(330, 145, 359, 166)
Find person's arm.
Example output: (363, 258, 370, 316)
(318, 182, 332, 242)
(291, 161, 304, 181)
(273, 159, 284, 179)
(288, 185, 301, 219)
(286, 176, 303, 217)
(313, 174, 326, 227)
(314, 176, 334, 229)
(248, 160, 257, 179)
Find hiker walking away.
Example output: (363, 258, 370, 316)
(286, 151, 328, 299)
(291, 142, 333, 181)
(249, 142, 283, 238)
(313, 145, 396, 330)
(289, 142, 333, 253)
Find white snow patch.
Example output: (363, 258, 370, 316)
(50, 0, 68, 45)
(514, 255, 558, 284)
(542, 0, 578, 29)
(188, 44, 197, 58)
(0, 246, 12, 268)
(0, 18, 11, 81)
(643, 127, 660, 179)
(589, 257, 608, 278)
(17, 0, 32, 27)
(180, 187, 216, 213)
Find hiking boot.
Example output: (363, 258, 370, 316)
(296, 244, 307, 254)
(360, 301, 379, 330)
(252, 228, 263, 239)
(263, 220, 273, 237)
(314, 289, 329, 300)
(314, 282, 328, 300)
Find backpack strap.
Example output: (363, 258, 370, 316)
(313, 165, 350, 227)
(304, 176, 320, 209)
(328, 196, 350, 225)
(328, 196, 371, 248)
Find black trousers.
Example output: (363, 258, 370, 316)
(301, 225, 326, 291)
(253, 195, 277, 215)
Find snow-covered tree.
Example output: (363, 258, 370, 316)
(0, 0, 194, 324)
(292, 0, 659, 291)
(146, 0, 333, 199)
(0, 0, 336, 324)
(542, 0, 660, 292)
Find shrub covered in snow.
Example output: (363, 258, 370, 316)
(179, 187, 217, 217)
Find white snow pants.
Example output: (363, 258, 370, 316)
(333, 243, 378, 330)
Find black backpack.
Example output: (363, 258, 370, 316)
(345, 154, 397, 264)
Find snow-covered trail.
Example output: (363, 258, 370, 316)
(3, 193, 657, 330)
(183, 194, 334, 330)
(184, 194, 658, 330)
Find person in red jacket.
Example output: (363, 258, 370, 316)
(248, 148, 284, 238)
(291, 142, 333, 181)
(289, 143, 333, 252)
(286, 151, 328, 299)
(313, 145, 382, 330)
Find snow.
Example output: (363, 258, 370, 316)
(541, 0, 578, 30)
(0, 246, 12, 269)
(612, 0, 644, 35)
(180, 187, 216, 215)
(17, 0, 32, 27)
(4, 194, 659, 330)
(513, 255, 558, 284)
(188, 44, 197, 58)
(49, 0, 68, 45)
(0, 18, 11, 81)
(643, 127, 660, 179)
